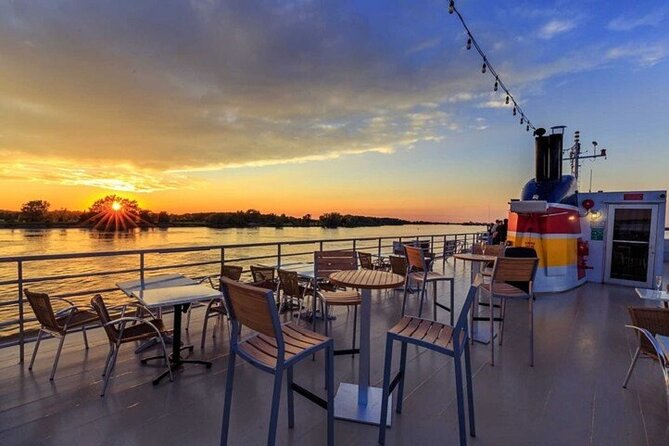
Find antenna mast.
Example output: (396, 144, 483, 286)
(563, 130, 607, 189)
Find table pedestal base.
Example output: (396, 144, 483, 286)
(334, 383, 392, 426)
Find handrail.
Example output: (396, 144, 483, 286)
(0, 230, 487, 362)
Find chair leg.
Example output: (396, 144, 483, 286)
(29, 329, 43, 370)
(401, 276, 409, 317)
(396, 341, 408, 414)
(185, 305, 192, 332)
(220, 350, 237, 446)
(433, 281, 438, 320)
(489, 292, 495, 366)
(417, 281, 427, 318)
(323, 302, 329, 337)
(622, 347, 641, 388)
(158, 334, 173, 381)
(101, 344, 120, 397)
(378, 335, 394, 445)
(326, 343, 335, 446)
(499, 299, 507, 346)
(286, 366, 295, 428)
(464, 341, 476, 437)
(267, 367, 284, 446)
(453, 350, 468, 446)
(529, 295, 534, 367)
(201, 312, 210, 349)
(50, 333, 66, 381)
(82, 325, 89, 349)
(352, 305, 358, 358)
(450, 279, 455, 326)
(101, 344, 114, 376)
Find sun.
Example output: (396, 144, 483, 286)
(111, 201, 122, 211)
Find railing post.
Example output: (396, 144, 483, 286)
(319, 241, 324, 252)
(277, 243, 282, 268)
(430, 235, 434, 253)
(140, 253, 145, 285)
(17, 260, 24, 363)
(352, 239, 356, 252)
(377, 238, 382, 260)
(220, 248, 225, 276)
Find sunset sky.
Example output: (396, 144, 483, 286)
(1, 0, 668, 222)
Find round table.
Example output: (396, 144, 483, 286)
(453, 253, 497, 344)
(329, 269, 404, 426)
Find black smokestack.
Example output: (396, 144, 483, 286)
(534, 127, 563, 182)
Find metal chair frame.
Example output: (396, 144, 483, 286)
(25, 290, 97, 381)
(90, 295, 173, 396)
(401, 245, 455, 325)
(199, 265, 244, 349)
(219, 278, 335, 446)
(623, 325, 669, 418)
(379, 285, 478, 445)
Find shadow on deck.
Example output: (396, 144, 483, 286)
(1, 261, 668, 445)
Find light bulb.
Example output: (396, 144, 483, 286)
(494, 80, 498, 92)
(448, 0, 454, 14)
(481, 62, 486, 73)
(513, 106, 517, 116)
(520, 117, 524, 124)
(526, 124, 530, 131)
(466, 37, 472, 50)
(505, 95, 510, 104)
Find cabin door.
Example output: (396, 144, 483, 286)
(604, 204, 658, 288)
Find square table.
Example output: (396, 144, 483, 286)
(118, 274, 222, 383)
(635, 288, 669, 309)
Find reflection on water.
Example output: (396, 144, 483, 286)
(0, 225, 484, 338)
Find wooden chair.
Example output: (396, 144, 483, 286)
(358, 251, 376, 270)
(24, 289, 99, 381)
(250, 265, 278, 291)
(622, 307, 669, 392)
(479, 257, 539, 366)
(389, 255, 408, 278)
(219, 278, 334, 446)
(90, 294, 172, 396)
(314, 250, 362, 357)
(200, 265, 244, 349)
(442, 239, 458, 270)
(186, 265, 244, 332)
(379, 285, 478, 446)
(480, 244, 505, 278)
(401, 245, 455, 325)
(277, 269, 310, 323)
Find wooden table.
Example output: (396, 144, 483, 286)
(453, 253, 497, 344)
(635, 288, 669, 309)
(328, 269, 404, 426)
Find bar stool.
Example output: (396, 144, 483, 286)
(200, 265, 244, 349)
(401, 245, 455, 325)
(219, 278, 335, 446)
(379, 285, 478, 445)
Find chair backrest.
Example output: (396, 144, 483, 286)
(504, 247, 537, 258)
(419, 240, 431, 256)
(404, 245, 428, 273)
(24, 289, 60, 332)
(358, 251, 374, 270)
(483, 244, 505, 257)
(628, 307, 669, 357)
(251, 265, 275, 283)
(491, 257, 538, 285)
(90, 294, 119, 343)
(471, 243, 484, 254)
(278, 269, 301, 297)
(314, 250, 357, 280)
(389, 255, 408, 276)
(443, 240, 458, 256)
(222, 265, 244, 281)
(220, 277, 282, 344)
(392, 241, 404, 255)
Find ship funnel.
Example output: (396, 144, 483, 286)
(534, 126, 564, 182)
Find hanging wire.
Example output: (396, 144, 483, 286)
(449, 0, 537, 133)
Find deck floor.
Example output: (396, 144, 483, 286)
(1, 261, 668, 445)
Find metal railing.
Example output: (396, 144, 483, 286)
(0, 230, 486, 361)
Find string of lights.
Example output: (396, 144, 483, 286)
(448, 0, 537, 133)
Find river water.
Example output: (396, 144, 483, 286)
(0, 224, 485, 339)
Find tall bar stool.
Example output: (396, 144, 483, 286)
(401, 245, 455, 325)
(314, 250, 361, 357)
(219, 278, 335, 446)
(277, 269, 310, 323)
(200, 265, 244, 349)
(479, 256, 539, 366)
(379, 285, 478, 446)
(24, 289, 99, 381)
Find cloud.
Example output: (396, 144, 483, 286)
(607, 8, 668, 31)
(538, 19, 577, 39)
(606, 44, 667, 67)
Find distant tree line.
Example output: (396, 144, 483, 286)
(0, 198, 485, 230)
